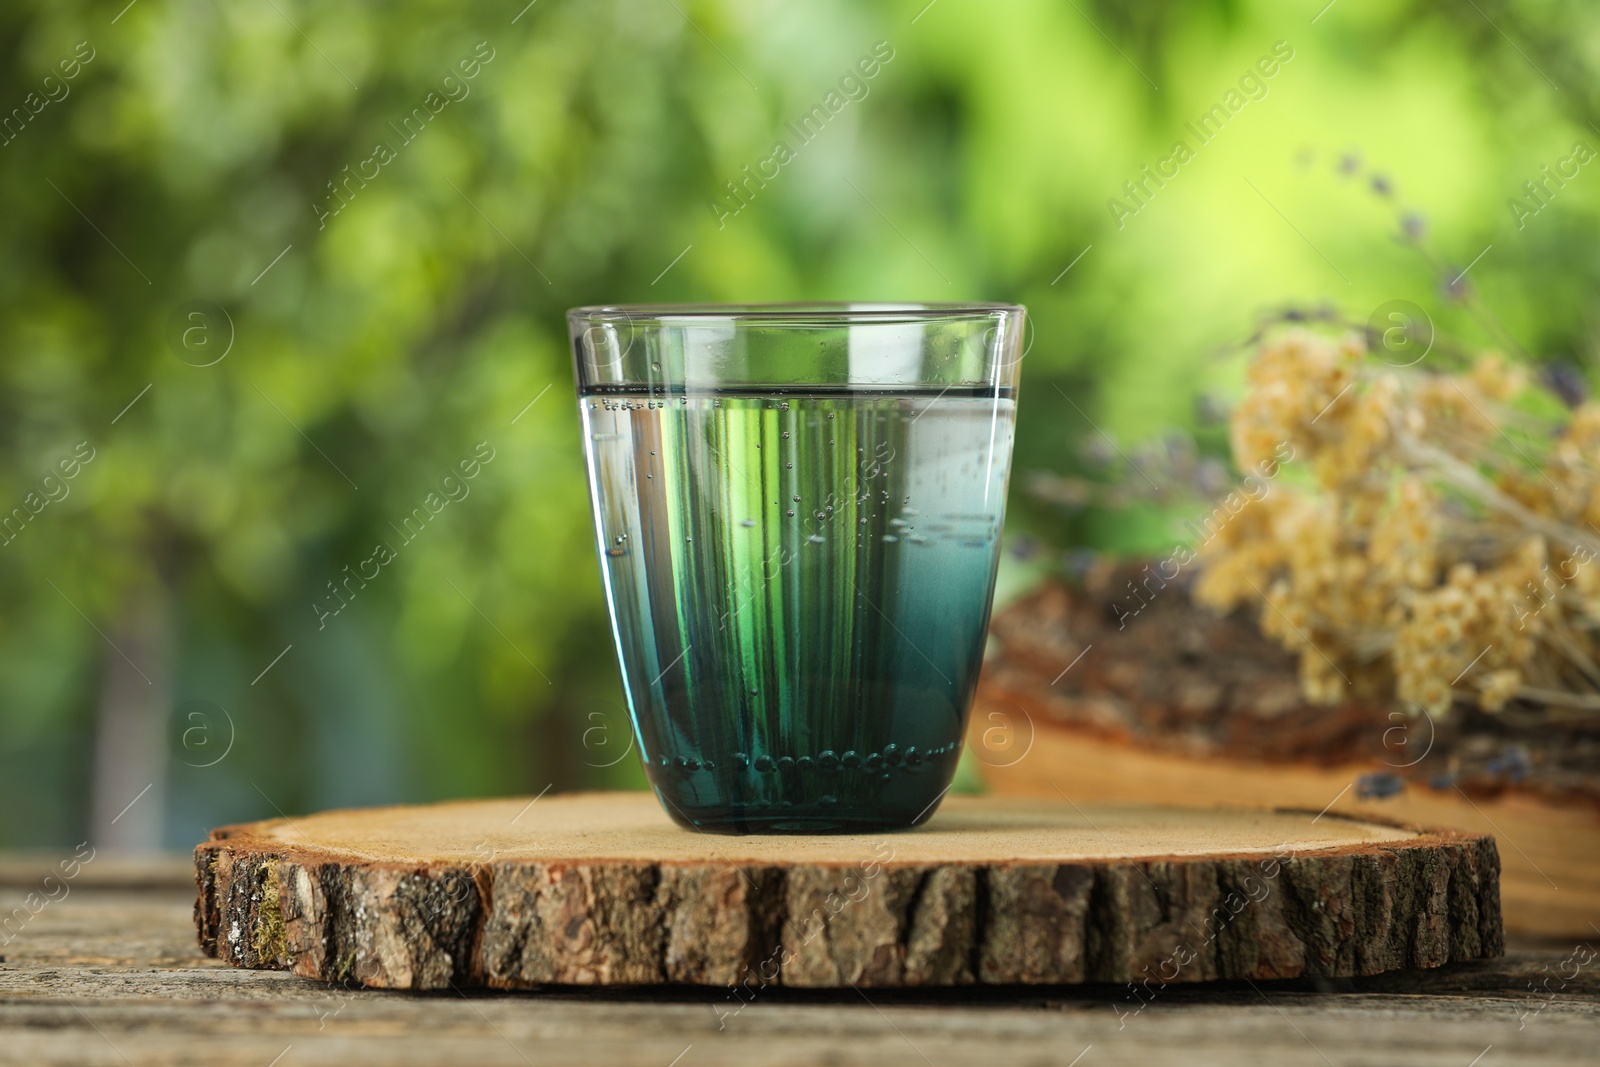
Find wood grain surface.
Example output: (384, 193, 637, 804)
(193, 793, 1501, 990)
(0, 854, 1591, 1066)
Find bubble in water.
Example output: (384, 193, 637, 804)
(777, 756, 794, 770)
(841, 750, 861, 768)
(787, 509, 796, 517)
(807, 534, 824, 544)
(781, 431, 790, 439)
(797, 756, 814, 770)
(754, 755, 775, 772)
(733, 752, 750, 770)
(818, 750, 839, 771)
(740, 519, 756, 528)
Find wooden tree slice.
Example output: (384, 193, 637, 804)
(194, 792, 1502, 990)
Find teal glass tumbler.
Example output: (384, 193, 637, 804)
(570, 303, 1025, 833)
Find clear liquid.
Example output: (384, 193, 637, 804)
(580, 388, 1015, 832)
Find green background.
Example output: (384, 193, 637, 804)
(2, 0, 1597, 848)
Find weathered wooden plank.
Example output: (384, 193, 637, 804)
(0, 877, 1593, 1067)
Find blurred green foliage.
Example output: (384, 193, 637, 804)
(2, 0, 1598, 846)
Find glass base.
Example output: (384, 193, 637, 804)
(647, 753, 958, 835)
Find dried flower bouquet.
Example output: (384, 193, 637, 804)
(1197, 331, 1600, 722)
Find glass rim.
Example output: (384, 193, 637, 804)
(567, 301, 1024, 326)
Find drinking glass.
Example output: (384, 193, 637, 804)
(569, 303, 1025, 833)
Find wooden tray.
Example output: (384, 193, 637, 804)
(194, 792, 1501, 990)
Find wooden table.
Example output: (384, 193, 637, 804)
(2, 854, 1596, 1066)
